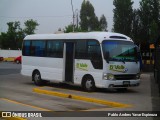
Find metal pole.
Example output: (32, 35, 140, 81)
(71, 0, 74, 32)
(75, 9, 79, 30)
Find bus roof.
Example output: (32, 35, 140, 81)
(24, 32, 133, 43)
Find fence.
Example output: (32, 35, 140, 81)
(0, 49, 22, 58)
(154, 44, 160, 94)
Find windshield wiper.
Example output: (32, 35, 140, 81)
(109, 58, 125, 64)
(135, 58, 138, 63)
(115, 57, 125, 64)
(121, 58, 125, 64)
(106, 59, 109, 63)
(122, 60, 125, 64)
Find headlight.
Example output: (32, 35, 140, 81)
(103, 73, 115, 80)
(103, 73, 108, 80)
(108, 74, 115, 80)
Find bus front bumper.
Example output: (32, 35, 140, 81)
(101, 79, 140, 88)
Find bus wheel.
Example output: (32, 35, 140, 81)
(32, 71, 43, 86)
(16, 60, 20, 64)
(82, 76, 96, 92)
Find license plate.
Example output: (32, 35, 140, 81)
(123, 81, 130, 86)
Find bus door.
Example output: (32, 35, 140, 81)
(64, 42, 75, 83)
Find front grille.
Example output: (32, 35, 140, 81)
(114, 74, 136, 80)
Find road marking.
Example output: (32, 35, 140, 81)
(0, 98, 51, 111)
(33, 87, 132, 108)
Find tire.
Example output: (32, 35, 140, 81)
(32, 71, 44, 86)
(82, 76, 96, 92)
(16, 60, 20, 64)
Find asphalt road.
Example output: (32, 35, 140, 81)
(0, 62, 159, 120)
(0, 62, 105, 111)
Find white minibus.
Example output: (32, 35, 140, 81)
(21, 32, 140, 91)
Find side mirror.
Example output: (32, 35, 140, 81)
(135, 46, 140, 63)
(104, 51, 110, 63)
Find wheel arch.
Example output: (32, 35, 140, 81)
(81, 74, 95, 86)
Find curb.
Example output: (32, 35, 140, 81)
(33, 87, 132, 108)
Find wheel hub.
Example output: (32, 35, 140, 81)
(86, 80, 92, 89)
(35, 74, 40, 81)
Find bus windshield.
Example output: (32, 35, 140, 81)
(102, 40, 138, 62)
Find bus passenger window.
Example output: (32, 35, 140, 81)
(31, 41, 46, 57)
(47, 41, 63, 58)
(88, 40, 103, 69)
(23, 40, 31, 56)
(75, 40, 87, 59)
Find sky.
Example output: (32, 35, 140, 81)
(0, 0, 140, 34)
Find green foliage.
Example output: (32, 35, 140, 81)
(0, 32, 8, 49)
(64, 0, 108, 32)
(24, 19, 39, 35)
(63, 0, 110, 33)
(113, 0, 133, 36)
(0, 35, 2, 48)
(0, 21, 24, 49)
(0, 19, 39, 49)
(64, 24, 82, 33)
(64, 24, 74, 33)
(80, 0, 100, 31)
(113, 0, 160, 46)
(139, 0, 151, 42)
(150, 20, 159, 43)
(131, 9, 142, 44)
(99, 14, 108, 31)
(149, 0, 159, 24)
(139, 0, 160, 43)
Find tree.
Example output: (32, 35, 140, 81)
(131, 9, 142, 44)
(23, 19, 39, 35)
(150, 20, 159, 42)
(80, 0, 100, 31)
(0, 21, 24, 49)
(99, 14, 108, 31)
(0, 34, 2, 48)
(0, 32, 8, 49)
(149, 0, 160, 41)
(149, 0, 159, 24)
(64, 24, 74, 33)
(64, 23, 81, 33)
(139, 0, 160, 42)
(139, 0, 152, 43)
(113, 0, 133, 36)
(0, 19, 39, 49)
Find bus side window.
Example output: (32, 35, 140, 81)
(23, 40, 31, 56)
(46, 41, 63, 58)
(31, 41, 46, 57)
(87, 40, 103, 69)
(75, 40, 87, 59)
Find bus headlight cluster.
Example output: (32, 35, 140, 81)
(103, 73, 115, 80)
